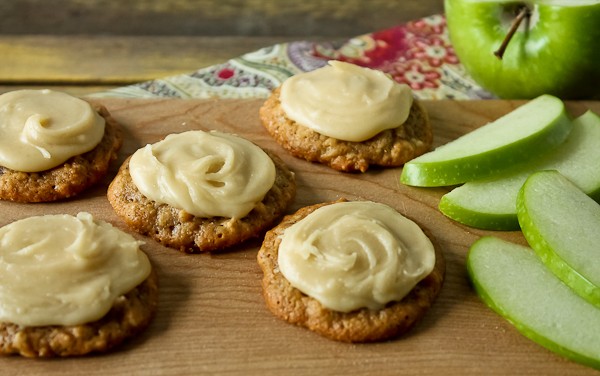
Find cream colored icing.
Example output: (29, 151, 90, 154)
(0, 212, 151, 327)
(0, 89, 105, 172)
(129, 130, 276, 219)
(278, 201, 435, 312)
(279, 61, 413, 142)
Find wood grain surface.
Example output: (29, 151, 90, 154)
(0, 35, 300, 87)
(0, 0, 443, 37)
(0, 1, 445, 96)
(0, 98, 598, 375)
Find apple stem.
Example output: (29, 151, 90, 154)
(493, 6, 531, 60)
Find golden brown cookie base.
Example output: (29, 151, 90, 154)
(257, 200, 445, 343)
(259, 87, 433, 172)
(0, 268, 159, 358)
(107, 151, 296, 253)
(0, 105, 123, 203)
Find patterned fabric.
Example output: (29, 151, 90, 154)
(92, 15, 493, 100)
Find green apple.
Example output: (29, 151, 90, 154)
(400, 94, 571, 187)
(517, 170, 600, 307)
(439, 111, 600, 230)
(445, 0, 600, 99)
(467, 236, 600, 370)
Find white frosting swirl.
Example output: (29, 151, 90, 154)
(129, 130, 276, 219)
(279, 61, 413, 142)
(278, 201, 435, 312)
(0, 89, 105, 172)
(0, 212, 151, 327)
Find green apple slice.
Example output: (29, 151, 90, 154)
(400, 95, 572, 187)
(517, 170, 600, 307)
(439, 111, 600, 230)
(467, 236, 600, 370)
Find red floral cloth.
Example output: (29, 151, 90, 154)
(95, 15, 492, 100)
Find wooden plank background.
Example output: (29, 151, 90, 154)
(0, 0, 444, 36)
(0, 0, 444, 95)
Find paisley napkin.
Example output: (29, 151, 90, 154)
(93, 15, 492, 100)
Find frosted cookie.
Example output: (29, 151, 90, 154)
(108, 130, 296, 253)
(0, 212, 157, 357)
(257, 200, 445, 342)
(0, 89, 123, 202)
(259, 61, 433, 172)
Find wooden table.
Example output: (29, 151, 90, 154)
(1, 97, 598, 376)
(0, 0, 444, 95)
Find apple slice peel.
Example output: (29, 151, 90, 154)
(517, 170, 600, 307)
(467, 236, 600, 370)
(400, 95, 572, 187)
(439, 111, 600, 230)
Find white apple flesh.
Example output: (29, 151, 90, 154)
(400, 94, 571, 187)
(468, 236, 600, 370)
(439, 111, 600, 230)
(517, 170, 600, 307)
(445, 0, 600, 99)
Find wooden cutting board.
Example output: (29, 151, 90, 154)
(1, 98, 598, 375)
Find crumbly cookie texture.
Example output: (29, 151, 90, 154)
(257, 200, 445, 343)
(0, 105, 123, 203)
(107, 150, 296, 253)
(259, 87, 433, 173)
(0, 268, 158, 358)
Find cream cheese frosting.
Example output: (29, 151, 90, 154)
(0, 89, 105, 172)
(279, 61, 413, 142)
(129, 130, 276, 219)
(277, 201, 436, 312)
(0, 212, 151, 327)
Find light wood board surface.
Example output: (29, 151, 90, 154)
(0, 98, 598, 375)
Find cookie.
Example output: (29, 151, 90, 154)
(107, 149, 296, 253)
(0, 105, 123, 202)
(0, 268, 158, 358)
(257, 200, 445, 342)
(0, 212, 158, 357)
(259, 86, 433, 173)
